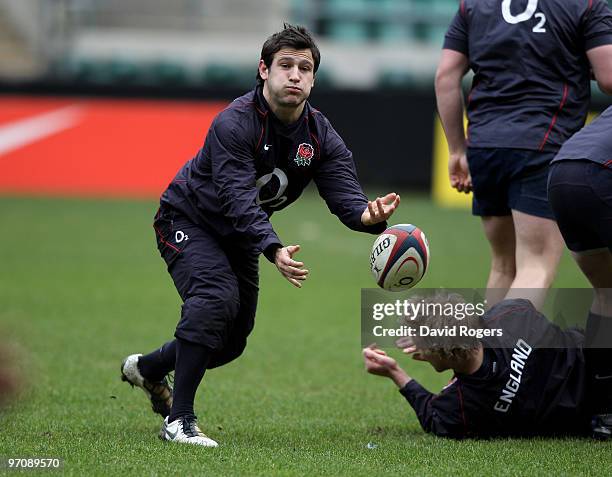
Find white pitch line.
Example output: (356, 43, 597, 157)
(0, 104, 84, 157)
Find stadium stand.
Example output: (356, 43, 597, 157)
(0, 0, 452, 88)
(6, 0, 609, 91)
(0, 0, 46, 80)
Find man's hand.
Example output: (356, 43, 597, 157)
(274, 245, 309, 288)
(361, 193, 401, 226)
(396, 337, 423, 360)
(363, 347, 399, 377)
(449, 152, 472, 194)
(363, 346, 411, 388)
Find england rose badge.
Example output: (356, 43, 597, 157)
(294, 143, 314, 166)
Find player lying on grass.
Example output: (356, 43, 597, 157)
(120, 24, 400, 447)
(363, 294, 612, 439)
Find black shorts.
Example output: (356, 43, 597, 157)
(467, 148, 555, 219)
(153, 206, 259, 368)
(548, 160, 612, 253)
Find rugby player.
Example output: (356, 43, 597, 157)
(548, 105, 612, 436)
(363, 295, 611, 438)
(435, 0, 612, 310)
(548, 106, 612, 313)
(120, 24, 400, 447)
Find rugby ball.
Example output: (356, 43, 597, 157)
(370, 224, 430, 291)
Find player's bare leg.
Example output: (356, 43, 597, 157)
(506, 210, 564, 310)
(481, 215, 516, 308)
(572, 250, 612, 316)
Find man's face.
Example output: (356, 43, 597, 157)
(259, 48, 315, 109)
(412, 349, 452, 373)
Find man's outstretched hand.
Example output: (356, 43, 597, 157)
(361, 193, 401, 226)
(363, 346, 412, 388)
(274, 245, 309, 288)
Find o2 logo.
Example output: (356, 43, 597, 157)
(175, 230, 189, 243)
(256, 167, 289, 210)
(502, 0, 547, 33)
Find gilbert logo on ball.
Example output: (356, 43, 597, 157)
(370, 224, 430, 291)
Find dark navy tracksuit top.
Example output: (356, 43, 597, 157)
(553, 104, 612, 166)
(160, 86, 386, 261)
(400, 299, 590, 438)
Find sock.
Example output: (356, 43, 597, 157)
(138, 340, 177, 382)
(168, 338, 211, 422)
(585, 311, 612, 348)
(585, 311, 612, 414)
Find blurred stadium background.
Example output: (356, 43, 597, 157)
(0, 0, 454, 89)
(1, 2, 611, 474)
(1, 0, 611, 195)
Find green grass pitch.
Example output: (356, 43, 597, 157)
(1, 192, 611, 476)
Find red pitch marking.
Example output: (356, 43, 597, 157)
(0, 96, 228, 198)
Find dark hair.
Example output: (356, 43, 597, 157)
(256, 23, 320, 85)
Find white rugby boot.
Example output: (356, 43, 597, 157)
(120, 353, 173, 418)
(159, 416, 219, 447)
